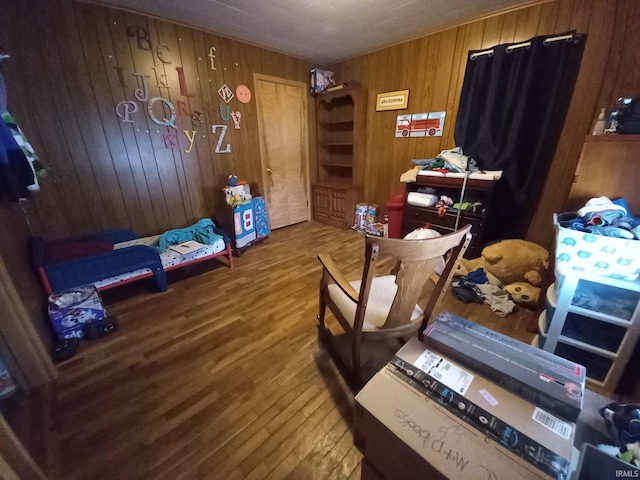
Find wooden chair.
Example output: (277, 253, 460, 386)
(317, 225, 472, 385)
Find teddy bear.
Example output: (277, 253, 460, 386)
(456, 239, 550, 307)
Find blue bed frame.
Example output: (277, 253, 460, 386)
(31, 229, 168, 294)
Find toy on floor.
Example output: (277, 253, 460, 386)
(601, 402, 640, 443)
(455, 239, 549, 307)
(595, 403, 640, 469)
(48, 285, 119, 362)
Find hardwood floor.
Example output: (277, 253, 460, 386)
(3, 221, 543, 480)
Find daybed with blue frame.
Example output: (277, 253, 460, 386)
(32, 220, 232, 295)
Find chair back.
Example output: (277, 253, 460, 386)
(355, 225, 472, 333)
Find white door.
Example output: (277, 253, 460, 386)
(254, 75, 310, 230)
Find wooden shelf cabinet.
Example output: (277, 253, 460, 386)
(312, 183, 360, 229)
(565, 134, 640, 214)
(401, 175, 496, 258)
(312, 86, 366, 228)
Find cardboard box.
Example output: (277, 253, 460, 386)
(48, 285, 106, 339)
(392, 338, 576, 479)
(423, 312, 586, 421)
(309, 68, 335, 93)
(354, 364, 576, 480)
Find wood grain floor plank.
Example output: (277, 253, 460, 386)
(3, 221, 541, 479)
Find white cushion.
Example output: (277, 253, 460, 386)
(327, 275, 424, 331)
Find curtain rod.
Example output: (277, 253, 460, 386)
(544, 33, 574, 45)
(470, 49, 493, 60)
(470, 32, 575, 60)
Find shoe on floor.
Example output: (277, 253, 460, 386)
(82, 317, 119, 340)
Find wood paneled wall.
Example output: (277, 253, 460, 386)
(0, 0, 314, 355)
(330, 0, 639, 249)
(0, 0, 638, 356)
(0, 0, 314, 240)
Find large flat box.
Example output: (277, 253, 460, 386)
(392, 337, 576, 479)
(48, 284, 106, 339)
(355, 365, 574, 480)
(424, 312, 586, 421)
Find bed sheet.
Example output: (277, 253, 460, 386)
(93, 235, 226, 289)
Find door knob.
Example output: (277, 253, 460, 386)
(266, 167, 273, 174)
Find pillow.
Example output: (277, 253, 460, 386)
(45, 239, 114, 264)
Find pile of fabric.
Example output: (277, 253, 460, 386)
(0, 63, 45, 201)
(452, 267, 516, 317)
(412, 147, 478, 174)
(559, 197, 640, 240)
(153, 218, 223, 253)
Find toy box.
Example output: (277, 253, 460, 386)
(554, 214, 640, 281)
(48, 285, 106, 339)
(423, 311, 586, 421)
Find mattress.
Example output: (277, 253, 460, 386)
(93, 235, 227, 289)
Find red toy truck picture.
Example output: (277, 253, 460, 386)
(396, 112, 446, 137)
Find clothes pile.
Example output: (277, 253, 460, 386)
(559, 197, 640, 240)
(0, 66, 45, 201)
(412, 147, 478, 174)
(452, 267, 516, 317)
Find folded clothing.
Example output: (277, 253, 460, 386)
(407, 191, 438, 207)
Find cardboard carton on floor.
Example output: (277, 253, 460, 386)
(423, 311, 585, 421)
(392, 337, 576, 479)
(355, 365, 575, 480)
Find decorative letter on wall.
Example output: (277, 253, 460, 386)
(115, 101, 138, 123)
(177, 100, 190, 117)
(132, 73, 149, 101)
(208, 47, 217, 70)
(191, 112, 204, 128)
(113, 66, 128, 89)
(152, 67, 170, 93)
(212, 125, 231, 153)
(163, 133, 179, 148)
(217, 84, 234, 103)
(175, 67, 195, 97)
(183, 130, 196, 153)
(231, 111, 242, 129)
(218, 105, 230, 122)
(156, 44, 172, 64)
(148, 97, 176, 129)
(126, 26, 151, 50)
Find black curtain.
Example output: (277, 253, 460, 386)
(455, 32, 585, 243)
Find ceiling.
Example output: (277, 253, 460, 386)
(87, 0, 537, 65)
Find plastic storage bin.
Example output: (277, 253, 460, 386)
(554, 213, 640, 281)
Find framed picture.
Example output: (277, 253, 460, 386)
(376, 90, 410, 111)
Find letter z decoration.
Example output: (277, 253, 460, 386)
(211, 125, 231, 153)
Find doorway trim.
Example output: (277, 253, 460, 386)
(0, 255, 56, 389)
(253, 73, 311, 224)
